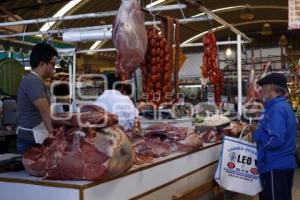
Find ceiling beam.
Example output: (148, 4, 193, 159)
(0, 4, 187, 28)
(76, 40, 249, 54)
(198, 5, 251, 41)
(179, 0, 251, 41)
(183, 20, 288, 44)
(7, 0, 69, 11)
(192, 5, 287, 18)
(0, 15, 209, 39)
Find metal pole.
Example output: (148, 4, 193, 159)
(237, 34, 242, 119)
(75, 40, 249, 53)
(0, 16, 209, 39)
(71, 53, 77, 112)
(182, 40, 249, 47)
(0, 4, 186, 27)
(0, 25, 111, 39)
(68, 60, 73, 110)
(199, 5, 252, 42)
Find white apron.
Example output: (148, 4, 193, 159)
(17, 122, 49, 144)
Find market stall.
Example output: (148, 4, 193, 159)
(0, 0, 298, 200)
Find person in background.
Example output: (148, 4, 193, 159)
(252, 73, 297, 200)
(228, 95, 238, 112)
(17, 43, 58, 154)
(52, 83, 70, 113)
(95, 82, 138, 131)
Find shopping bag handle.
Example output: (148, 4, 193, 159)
(238, 124, 249, 141)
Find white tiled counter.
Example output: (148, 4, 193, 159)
(0, 142, 222, 200)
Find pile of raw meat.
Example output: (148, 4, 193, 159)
(23, 105, 134, 181)
(22, 105, 206, 180)
(126, 123, 204, 164)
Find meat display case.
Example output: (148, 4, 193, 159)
(0, 142, 221, 200)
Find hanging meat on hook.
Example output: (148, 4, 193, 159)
(245, 63, 260, 103)
(113, 0, 148, 79)
(245, 60, 271, 103)
(201, 32, 224, 106)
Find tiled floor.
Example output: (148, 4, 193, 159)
(225, 169, 300, 200)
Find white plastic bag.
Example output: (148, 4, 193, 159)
(95, 90, 138, 131)
(214, 132, 262, 196)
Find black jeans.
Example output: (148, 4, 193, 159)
(16, 129, 36, 154)
(259, 169, 294, 200)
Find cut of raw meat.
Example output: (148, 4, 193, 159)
(143, 123, 188, 141)
(22, 145, 47, 177)
(23, 125, 134, 180)
(176, 131, 204, 152)
(113, 0, 147, 79)
(134, 138, 171, 158)
(53, 104, 118, 128)
(200, 129, 221, 143)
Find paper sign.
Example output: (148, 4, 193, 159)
(289, 0, 300, 29)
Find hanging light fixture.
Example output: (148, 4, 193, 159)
(278, 35, 288, 47)
(240, 5, 255, 21)
(225, 36, 233, 57)
(226, 47, 232, 56)
(261, 23, 272, 36)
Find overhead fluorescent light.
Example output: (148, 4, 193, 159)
(89, 40, 102, 50)
(146, 0, 165, 8)
(192, 5, 245, 18)
(180, 85, 202, 88)
(182, 25, 225, 44)
(39, 0, 83, 33)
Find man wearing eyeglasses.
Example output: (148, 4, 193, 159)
(16, 43, 58, 154)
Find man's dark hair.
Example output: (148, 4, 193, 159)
(114, 83, 132, 96)
(30, 43, 58, 69)
(53, 83, 69, 96)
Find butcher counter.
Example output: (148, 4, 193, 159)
(0, 142, 222, 200)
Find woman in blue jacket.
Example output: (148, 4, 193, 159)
(253, 73, 297, 200)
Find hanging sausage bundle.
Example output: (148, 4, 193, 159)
(201, 32, 224, 106)
(140, 27, 171, 105)
(141, 17, 180, 106)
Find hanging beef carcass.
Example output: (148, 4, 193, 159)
(245, 60, 271, 103)
(245, 63, 260, 103)
(113, 0, 148, 79)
